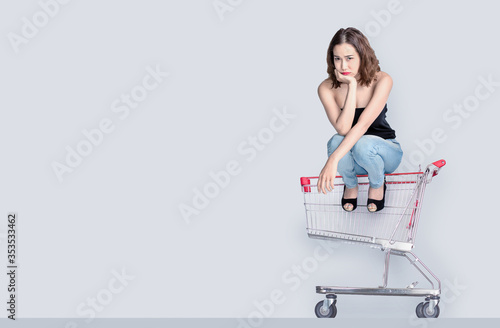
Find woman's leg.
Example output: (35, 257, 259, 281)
(351, 135, 403, 211)
(327, 134, 367, 189)
(351, 135, 403, 188)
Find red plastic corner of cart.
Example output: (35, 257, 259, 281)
(300, 177, 311, 192)
(432, 159, 446, 168)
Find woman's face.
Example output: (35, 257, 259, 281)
(333, 43, 360, 78)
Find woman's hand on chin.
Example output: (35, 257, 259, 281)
(334, 69, 357, 85)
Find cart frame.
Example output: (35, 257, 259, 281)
(300, 159, 446, 318)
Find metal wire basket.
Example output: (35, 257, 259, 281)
(299, 159, 446, 318)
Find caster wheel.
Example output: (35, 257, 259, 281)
(314, 300, 337, 318)
(421, 302, 440, 318)
(416, 302, 425, 318)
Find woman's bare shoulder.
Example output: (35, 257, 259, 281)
(374, 71, 392, 84)
(318, 78, 337, 93)
(319, 77, 333, 87)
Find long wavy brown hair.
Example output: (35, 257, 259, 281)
(327, 27, 380, 89)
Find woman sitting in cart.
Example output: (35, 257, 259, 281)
(317, 27, 403, 212)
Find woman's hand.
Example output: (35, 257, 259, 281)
(334, 69, 357, 86)
(317, 157, 339, 194)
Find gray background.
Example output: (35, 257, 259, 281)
(0, 0, 499, 320)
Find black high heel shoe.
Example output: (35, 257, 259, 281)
(341, 185, 358, 212)
(367, 181, 387, 212)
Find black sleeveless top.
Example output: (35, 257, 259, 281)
(341, 103, 396, 139)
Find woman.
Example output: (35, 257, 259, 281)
(316, 27, 403, 212)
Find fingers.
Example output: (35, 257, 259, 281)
(326, 178, 333, 193)
(317, 175, 323, 194)
(334, 70, 346, 83)
(317, 175, 335, 194)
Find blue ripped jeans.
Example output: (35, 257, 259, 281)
(327, 134, 403, 189)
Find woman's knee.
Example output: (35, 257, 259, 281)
(351, 135, 378, 158)
(327, 134, 344, 157)
(352, 136, 403, 173)
(385, 148, 404, 173)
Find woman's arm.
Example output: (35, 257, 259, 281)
(317, 72, 358, 135)
(317, 73, 394, 194)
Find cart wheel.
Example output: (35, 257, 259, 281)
(416, 302, 425, 318)
(314, 300, 337, 318)
(421, 302, 439, 318)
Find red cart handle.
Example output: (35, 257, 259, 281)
(432, 159, 446, 168)
(430, 159, 446, 177)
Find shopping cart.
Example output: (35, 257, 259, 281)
(299, 159, 446, 318)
